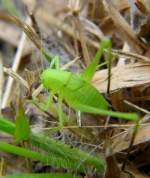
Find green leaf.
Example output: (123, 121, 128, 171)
(0, 117, 15, 135)
(31, 134, 106, 172)
(14, 105, 30, 143)
(0, 116, 106, 173)
(4, 173, 80, 178)
(0, 140, 84, 172)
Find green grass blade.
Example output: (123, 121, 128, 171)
(1, 0, 21, 17)
(4, 173, 81, 178)
(0, 140, 84, 172)
(0, 141, 50, 164)
(0, 117, 15, 135)
(15, 105, 30, 143)
(0, 116, 106, 173)
(31, 134, 106, 172)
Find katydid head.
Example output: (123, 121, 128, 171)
(40, 69, 72, 92)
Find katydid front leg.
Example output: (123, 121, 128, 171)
(45, 91, 55, 111)
(46, 55, 65, 128)
(49, 55, 60, 69)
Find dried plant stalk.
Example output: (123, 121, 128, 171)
(0, 55, 3, 114)
(2, 16, 31, 108)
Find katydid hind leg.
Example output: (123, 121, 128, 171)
(81, 38, 112, 82)
(73, 103, 139, 122)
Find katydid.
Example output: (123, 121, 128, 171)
(40, 38, 139, 127)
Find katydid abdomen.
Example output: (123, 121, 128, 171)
(64, 78, 109, 110)
(41, 68, 109, 110)
(41, 68, 139, 122)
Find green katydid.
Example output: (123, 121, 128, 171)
(40, 38, 139, 127)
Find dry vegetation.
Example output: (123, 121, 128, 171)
(0, 0, 150, 178)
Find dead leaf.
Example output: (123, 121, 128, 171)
(103, 0, 147, 53)
(92, 63, 150, 93)
(112, 124, 150, 154)
(135, 0, 150, 15)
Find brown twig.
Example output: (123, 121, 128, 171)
(0, 54, 3, 114)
